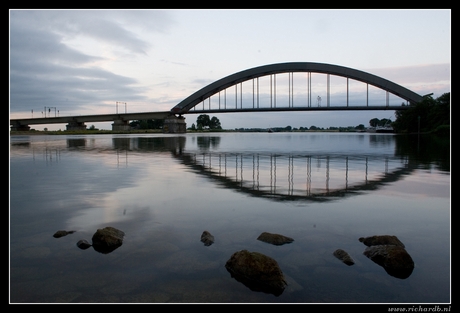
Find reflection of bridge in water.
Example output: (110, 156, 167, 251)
(11, 135, 418, 202)
(176, 151, 415, 202)
(65, 136, 418, 201)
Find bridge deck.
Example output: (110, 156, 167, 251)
(10, 106, 408, 127)
(187, 105, 408, 114)
(10, 111, 171, 126)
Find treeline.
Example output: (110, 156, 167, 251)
(392, 92, 450, 135)
(236, 125, 366, 132)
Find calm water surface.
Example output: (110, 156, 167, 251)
(9, 132, 450, 304)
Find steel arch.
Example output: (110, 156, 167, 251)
(171, 62, 423, 114)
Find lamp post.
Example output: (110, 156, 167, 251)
(116, 102, 127, 114)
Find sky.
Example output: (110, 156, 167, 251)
(9, 9, 451, 130)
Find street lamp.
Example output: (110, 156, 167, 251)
(116, 101, 127, 114)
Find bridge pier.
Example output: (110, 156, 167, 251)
(10, 122, 30, 131)
(163, 115, 186, 133)
(66, 121, 87, 131)
(112, 119, 130, 131)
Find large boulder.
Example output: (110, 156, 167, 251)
(225, 249, 287, 296)
(363, 245, 414, 279)
(359, 235, 414, 279)
(256, 232, 294, 246)
(91, 227, 125, 254)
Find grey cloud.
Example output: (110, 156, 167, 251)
(10, 60, 146, 112)
(9, 10, 173, 114)
(10, 10, 173, 55)
(66, 17, 150, 55)
(10, 26, 102, 67)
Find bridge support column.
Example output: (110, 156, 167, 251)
(66, 121, 87, 131)
(112, 119, 130, 131)
(163, 115, 186, 133)
(10, 123, 30, 131)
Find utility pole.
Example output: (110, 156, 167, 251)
(44, 107, 57, 117)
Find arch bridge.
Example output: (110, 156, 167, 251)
(10, 62, 423, 132)
(171, 62, 422, 115)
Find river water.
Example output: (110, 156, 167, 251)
(9, 132, 450, 304)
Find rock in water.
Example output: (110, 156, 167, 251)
(76, 239, 92, 250)
(225, 249, 287, 296)
(91, 227, 125, 254)
(358, 235, 405, 248)
(200, 231, 215, 246)
(359, 235, 414, 279)
(53, 230, 76, 238)
(363, 245, 414, 279)
(333, 249, 355, 266)
(256, 232, 294, 246)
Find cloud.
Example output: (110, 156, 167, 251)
(365, 63, 450, 96)
(9, 10, 174, 116)
(10, 27, 146, 114)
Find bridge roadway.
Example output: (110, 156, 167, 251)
(10, 105, 408, 131)
(9, 111, 171, 131)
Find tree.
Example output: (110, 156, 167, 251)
(209, 116, 222, 129)
(196, 114, 210, 129)
(369, 118, 380, 127)
(196, 114, 222, 130)
(378, 118, 392, 127)
(392, 93, 450, 134)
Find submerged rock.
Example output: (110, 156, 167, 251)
(333, 249, 355, 266)
(359, 235, 405, 248)
(200, 231, 215, 246)
(53, 230, 76, 238)
(76, 239, 92, 250)
(91, 227, 125, 254)
(225, 249, 287, 296)
(257, 232, 294, 246)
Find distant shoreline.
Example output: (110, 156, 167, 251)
(10, 128, 447, 136)
(9, 129, 366, 136)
